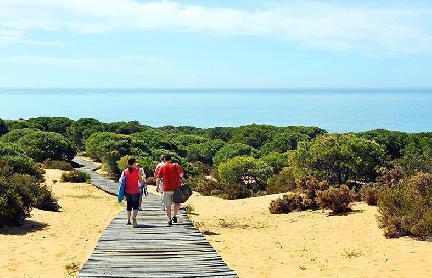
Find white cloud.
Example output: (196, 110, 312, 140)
(0, 0, 431, 54)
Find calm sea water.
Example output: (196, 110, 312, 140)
(0, 88, 431, 133)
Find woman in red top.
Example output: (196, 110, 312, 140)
(123, 157, 144, 227)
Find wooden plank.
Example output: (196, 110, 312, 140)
(74, 156, 237, 278)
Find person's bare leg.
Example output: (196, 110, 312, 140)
(173, 203, 180, 217)
(127, 211, 131, 224)
(166, 205, 172, 221)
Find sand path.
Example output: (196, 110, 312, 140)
(0, 169, 123, 277)
(184, 193, 432, 277)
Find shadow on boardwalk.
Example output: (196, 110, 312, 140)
(74, 156, 237, 277)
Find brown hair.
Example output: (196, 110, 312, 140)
(127, 157, 136, 173)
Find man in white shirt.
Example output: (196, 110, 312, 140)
(155, 155, 165, 210)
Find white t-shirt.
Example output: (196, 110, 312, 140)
(155, 162, 165, 191)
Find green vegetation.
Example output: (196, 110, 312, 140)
(1, 116, 432, 240)
(61, 169, 91, 183)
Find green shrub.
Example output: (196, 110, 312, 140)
(220, 181, 253, 200)
(269, 192, 314, 214)
(230, 124, 276, 149)
(377, 172, 432, 239)
(0, 128, 39, 143)
(0, 142, 25, 156)
(0, 118, 8, 136)
(213, 143, 256, 165)
(66, 118, 103, 148)
(0, 155, 43, 178)
(117, 155, 154, 177)
(11, 174, 60, 212)
(131, 129, 177, 151)
(33, 184, 61, 211)
(27, 117, 73, 135)
(317, 185, 354, 213)
(218, 156, 273, 193)
(61, 170, 91, 183)
(85, 132, 131, 174)
(0, 177, 30, 226)
(17, 131, 76, 162)
(195, 177, 221, 196)
(258, 152, 289, 174)
(360, 184, 381, 206)
(292, 134, 388, 185)
(0, 173, 58, 226)
(186, 139, 225, 164)
(43, 159, 74, 171)
(260, 132, 309, 155)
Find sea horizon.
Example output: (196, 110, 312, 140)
(1, 88, 432, 133)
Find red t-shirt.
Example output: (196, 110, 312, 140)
(124, 168, 140, 194)
(157, 163, 183, 191)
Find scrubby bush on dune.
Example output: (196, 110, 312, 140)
(0, 118, 8, 136)
(269, 192, 314, 214)
(27, 117, 73, 136)
(358, 129, 413, 159)
(259, 132, 309, 155)
(0, 155, 43, 178)
(360, 184, 381, 206)
(66, 118, 103, 148)
(43, 159, 74, 171)
(131, 129, 177, 151)
(61, 169, 91, 183)
(266, 166, 298, 194)
(292, 134, 388, 185)
(17, 131, 76, 162)
(85, 132, 131, 174)
(316, 185, 355, 213)
(208, 127, 234, 142)
(195, 176, 222, 196)
(186, 139, 225, 165)
(0, 170, 60, 226)
(218, 156, 273, 194)
(378, 172, 432, 239)
(213, 143, 256, 165)
(11, 173, 60, 212)
(230, 124, 276, 149)
(399, 136, 432, 175)
(117, 155, 154, 177)
(106, 121, 142, 135)
(0, 128, 39, 143)
(258, 152, 289, 174)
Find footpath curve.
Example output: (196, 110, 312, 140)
(74, 156, 237, 278)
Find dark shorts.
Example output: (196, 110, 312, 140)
(125, 193, 140, 211)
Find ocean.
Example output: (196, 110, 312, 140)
(0, 88, 431, 133)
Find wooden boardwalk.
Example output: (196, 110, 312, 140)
(73, 156, 237, 277)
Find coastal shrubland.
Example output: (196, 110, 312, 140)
(61, 169, 91, 183)
(2, 117, 432, 239)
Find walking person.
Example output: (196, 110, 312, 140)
(155, 155, 166, 210)
(136, 163, 147, 211)
(120, 157, 144, 227)
(157, 154, 184, 226)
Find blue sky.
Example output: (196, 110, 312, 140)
(0, 0, 431, 88)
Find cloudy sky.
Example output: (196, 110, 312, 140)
(0, 0, 431, 88)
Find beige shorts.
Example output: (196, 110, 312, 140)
(163, 191, 174, 208)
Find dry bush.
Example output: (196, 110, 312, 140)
(195, 176, 220, 196)
(269, 192, 314, 214)
(316, 185, 355, 213)
(61, 169, 91, 183)
(360, 184, 381, 206)
(378, 172, 432, 239)
(43, 159, 73, 171)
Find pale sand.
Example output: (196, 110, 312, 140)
(182, 192, 432, 278)
(0, 169, 123, 278)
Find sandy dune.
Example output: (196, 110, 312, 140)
(185, 193, 432, 278)
(0, 169, 123, 277)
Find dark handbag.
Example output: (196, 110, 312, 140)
(172, 188, 184, 203)
(181, 184, 193, 202)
